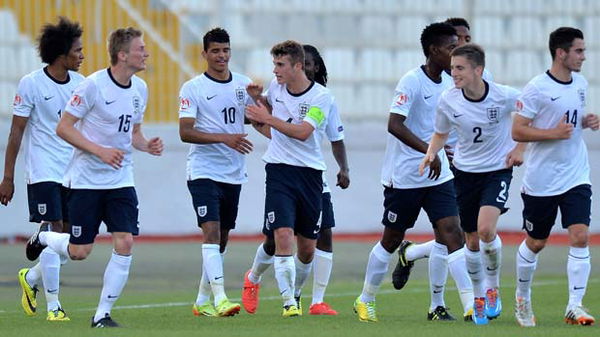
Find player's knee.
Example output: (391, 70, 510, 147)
(68, 245, 91, 260)
(113, 235, 134, 255)
(526, 238, 546, 253)
(297, 249, 314, 264)
(316, 229, 333, 252)
(569, 229, 589, 247)
(262, 237, 276, 256)
(49, 220, 64, 233)
(478, 228, 496, 243)
(465, 232, 479, 251)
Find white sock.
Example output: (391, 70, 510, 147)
(94, 251, 132, 322)
(40, 248, 61, 311)
(464, 248, 484, 298)
(480, 235, 502, 290)
(195, 267, 211, 306)
(312, 249, 333, 304)
(515, 241, 538, 301)
(293, 255, 313, 298)
(39, 232, 70, 259)
(202, 244, 227, 305)
(448, 247, 474, 313)
(26, 262, 42, 288)
(429, 242, 448, 309)
(249, 243, 274, 284)
(567, 246, 591, 307)
(274, 256, 296, 306)
(360, 242, 391, 303)
(405, 240, 434, 262)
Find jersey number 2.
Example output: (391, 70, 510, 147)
(473, 127, 483, 143)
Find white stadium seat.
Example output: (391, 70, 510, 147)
(358, 49, 395, 81)
(509, 16, 544, 48)
(361, 15, 394, 41)
(395, 17, 429, 48)
(323, 48, 356, 81)
(356, 84, 393, 117)
(472, 16, 505, 48)
(584, 17, 600, 48)
(395, 50, 424, 77)
(328, 84, 356, 117)
(505, 51, 545, 83)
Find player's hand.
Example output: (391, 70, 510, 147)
(97, 147, 125, 169)
(246, 83, 264, 100)
(336, 170, 350, 189)
(147, 137, 164, 156)
(505, 147, 524, 167)
(444, 144, 454, 163)
(245, 101, 271, 125)
(0, 178, 15, 206)
(223, 133, 253, 154)
(419, 153, 441, 180)
(553, 115, 574, 139)
(582, 113, 600, 131)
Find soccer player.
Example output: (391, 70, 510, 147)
(419, 43, 524, 324)
(178, 27, 252, 317)
(353, 22, 466, 322)
(243, 40, 332, 317)
(0, 17, 84, 321)
(25, 27, 163, 328)
(512, 27, 597, 327)
(240, 44, 349, 316)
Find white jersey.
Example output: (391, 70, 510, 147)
(63, 68, 147, 189)
(12, 68, 84, 184)
(322, 97, 345, 193)
(179, 72, 252, 184)
(436, 81, 520, 173)
(263, 78, 331, 171)
(517, 71, 590, 196)
(446, 68, 493, 148)
(381, 66, 453, 189)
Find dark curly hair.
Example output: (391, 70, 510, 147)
(37, 17, 82, 64)
(303, 44, 328, 87)
(203, 27, 230, 51)
(420, 22, 457, 58)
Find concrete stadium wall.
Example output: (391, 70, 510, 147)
(2, 120, 600, 238)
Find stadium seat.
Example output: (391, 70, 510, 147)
(395, 50, 424, 78)
(322, 16, 359, 44)
(356, 84, 393, 118)
(485, 49, 504, 81)
(395, 17, 429, 48)
(544, 16, 580, 37)
(0, 10, 20, 43)
(358, 49, 395, 81)
(360, 15, 394, 42)
(323, 48, 356, 81)
(472, 16, 505, 48)
(505, 51, 544, 83)
(247, 48, 273, 84)
(328, 84, 356, 118)
(509, 16, 544, 48)
(288, 14, 320, 42)
(584, 17, 600, 48)
(588, 86, 600, 118)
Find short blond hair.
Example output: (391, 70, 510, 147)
(108, 27, 142, 65)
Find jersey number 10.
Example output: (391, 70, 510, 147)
(222, 107, 236, 124)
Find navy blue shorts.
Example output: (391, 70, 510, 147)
(262, 163, 323, 240)
(27, 182, 70, 223)
(67, 187, 139, 245)
(187, 178, 241, 230)
(382, 180, 458, 230)
(521, 184, 592, 240)
(454, 168, 513, 233)
(321, 192, 335, 229)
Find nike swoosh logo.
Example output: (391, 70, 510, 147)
(275, 98, 284, 103)
(574, 286, 585, 290)
(105, 100, 117, 105)
(44, 96, 54, 101)
(433, 290, 442, 294)
(486, 266, 498, 271)
(108, 295, 119, 299)
(550, 96, 560, 101)
(467, 270, 478, 275)
(280, 289, 287, 295)
(518, 278, 530, 282)
(424, 95, 433, 100)
(453, 114, 463, 118)
(215, 276, 224, 280)
(286, 118, 293, 123)
(207, 95, 217, 100)
(47, 289, 58, 294)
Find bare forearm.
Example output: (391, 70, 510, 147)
(390, 125, 429, 154)
(266, 116, 312, 141)
(57, 123, 104, 157)
(2, 133, 23, 180)
(179, 128, 229, 144)
(426, 132, 448, 156)
(512, 124, 559, 142)
(331, 140, 349, 172)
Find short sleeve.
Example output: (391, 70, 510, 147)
(389, 73, 418, 116)
(325, 97, 344, 142)
(133, 80, 147, 124)
(305, 92, 330, 128)
(434, 97, 452, 134)
(64, 78, 97, 119)
(516, 83, 539, 119)
(504, 85, 521, 117)
(265, 78, 278, 106)
(178, 81, 199, 119)
(12, 76, 35, 118)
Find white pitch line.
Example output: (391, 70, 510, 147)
(1, 278, 597, 315)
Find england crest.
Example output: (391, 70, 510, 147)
(298, 103, 310, 120)
(38, 203, 47, 215)
(72, 225, 82, 238)
(387, 211, 397, 223)
(197, 206, 207, 217)
(267, 211, 275, 224)
(236, 88, 245, 105)
(487, 107, 499, 123)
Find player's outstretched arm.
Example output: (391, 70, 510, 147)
(0, 115, 28, 205)
(246, 101, 314, 141)
(133, 124, 163, 156)
(331, 140, 350, 189)
(512, 114, 573, 142)
(246, 83, 270, 110)
(179, 118, 253, 154)
(387, 113, 429, 153)
(582, 113, 600, 131)
(57, 111, 125, 169)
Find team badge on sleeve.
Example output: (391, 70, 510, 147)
(13, 94, 22, 106)
(395, 93, 408, 106)
(197, 206, 207, 217)
(515, 100, 523, 112)
(70, 95, 82, 107)
(180, 97, 190, 110)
